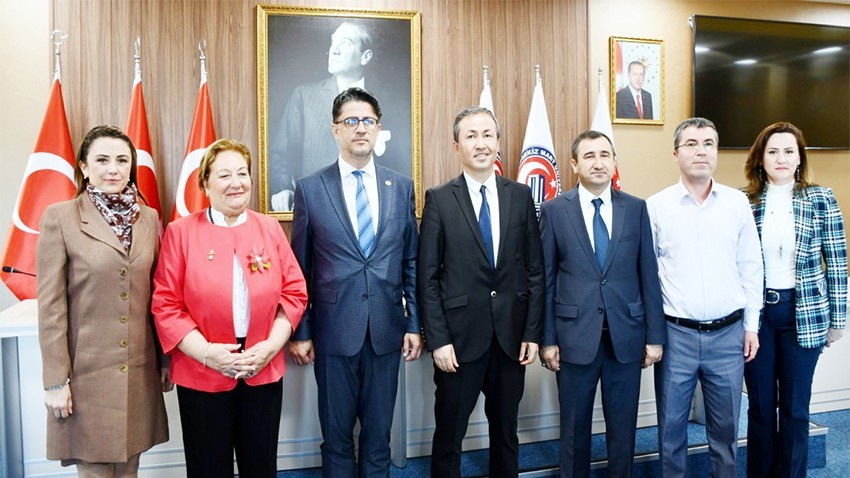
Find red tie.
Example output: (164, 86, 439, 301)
(636, 94, 643, 119)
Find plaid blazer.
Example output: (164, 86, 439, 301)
(752, 186, 847, 348)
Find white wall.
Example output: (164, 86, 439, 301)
(0, 0, 50, 310)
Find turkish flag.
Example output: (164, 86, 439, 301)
(171, 79, 216, 220)
(126, 77, 163, 219)
(1, 78, 76, 299)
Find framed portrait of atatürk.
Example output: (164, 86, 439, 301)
(257, 5, 422, 220)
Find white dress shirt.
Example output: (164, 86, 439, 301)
(646, 180, 764, 332)
(207, 207, 250, 338)
(577, 183, 613, 251)
(339, 157, 379, 239)
(762, 182, 796, 289)
(463, 171, 501, 265)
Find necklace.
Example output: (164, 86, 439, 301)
(766, 205, 793, 260)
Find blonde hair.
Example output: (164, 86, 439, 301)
(197, 138, 253, 191)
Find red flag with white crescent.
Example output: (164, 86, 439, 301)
(126, 77, 163, 219)
(1, 78, 76, 299)
(171, 79, 216, 221)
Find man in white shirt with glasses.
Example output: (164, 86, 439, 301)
(647, 117, 763, 478)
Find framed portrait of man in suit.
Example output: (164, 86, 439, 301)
(257, 5, 423, 220)
(609, 36, 664, 125)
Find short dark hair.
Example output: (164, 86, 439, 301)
(332, 87, 382, 122)
(571, 130, 615, 159)
(452, 106, 500, 142)
(74, 125, 138, 197)
(673, 117, 718, 149)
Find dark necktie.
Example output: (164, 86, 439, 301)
(352, 170, 375, 257)
(592, 198, 609, 269)
(479, 185, 495, 269)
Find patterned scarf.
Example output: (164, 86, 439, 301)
(86, 183, 140, 253)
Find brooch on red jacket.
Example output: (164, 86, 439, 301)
(248, 247, 271, 273)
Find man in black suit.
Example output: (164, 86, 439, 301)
(418, 106, 545, 478)
(539, 130, 666, 477)
(615, 61, 653, 120)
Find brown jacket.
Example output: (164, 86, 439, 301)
(37, 194, 168, 463)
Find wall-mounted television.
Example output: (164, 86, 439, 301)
(692, 15, 849, 149)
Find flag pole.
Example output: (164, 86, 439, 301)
(597, 67, 603, 95)
(198, 38, 208, 85)
(534, 64, 541, 85)
(133, 36, 142, 82)
(51, 30, 68, 80)
(482, 64, 490, 86)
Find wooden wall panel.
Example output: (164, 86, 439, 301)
(51, 0, 588, 233)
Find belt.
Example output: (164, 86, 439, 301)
(664, 309, 743, 332)
(766, 288, 794, 305)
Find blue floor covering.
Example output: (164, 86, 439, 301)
(275, 406, 850, 477)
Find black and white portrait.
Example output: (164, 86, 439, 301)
(258, 7, 421, 217)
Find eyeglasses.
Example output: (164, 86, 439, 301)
(675, 141, 716, 153)
(334, 116, 379, 130)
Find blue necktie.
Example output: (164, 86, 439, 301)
(352, 170, 375, 257)
(479, 185, 495, 269)
(592, 198, 609, 270)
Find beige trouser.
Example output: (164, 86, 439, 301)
(75, 453, 140, 478)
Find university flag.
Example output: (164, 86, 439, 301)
(171, 59, 216, 221)
(590, 85, 620, 190)
(517, 70, 560, 215)
(1, 77, 76, 299)
(478, 67, 503, 176)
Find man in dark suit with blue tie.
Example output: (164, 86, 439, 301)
(418, 106, 545, 478)
(289, 87, 422, 478)
(538, 130, 666, 478)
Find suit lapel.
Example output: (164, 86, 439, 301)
(603, 190, 626, 273)
(793, 190, 809, 273)
(77, 194, 128, 256)
(320, 166, 360, 251)
(128, 209, 152, 262)
(495, 176, 512, 270)
(563, 188, 599, 272)
(451, 175, 490, 262)
(372, 167, 391, 249)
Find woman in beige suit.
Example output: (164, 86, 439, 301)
(37, 125, 169, 477)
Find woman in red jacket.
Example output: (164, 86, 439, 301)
(152, 138, 307, 478)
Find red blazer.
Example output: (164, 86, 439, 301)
(152, 210, 307, 392)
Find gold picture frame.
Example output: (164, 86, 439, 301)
(257, 5, 422, 220)
(609, 36, 664, 125)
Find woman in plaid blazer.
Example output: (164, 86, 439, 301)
(742, 122, 847, 478)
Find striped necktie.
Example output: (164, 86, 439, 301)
(352, 170, 375, 257)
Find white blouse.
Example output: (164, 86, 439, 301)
(762, 181, 796, 289)
(207, 207, 251, 338)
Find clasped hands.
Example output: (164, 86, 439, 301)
(204, 341, 277, 379)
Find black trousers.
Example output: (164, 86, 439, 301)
(431, 337, 526, 478)
(177, 378, 283, 478)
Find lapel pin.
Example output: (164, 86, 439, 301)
(208, 250, 215, 261)
(385, 180, 392, 186)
